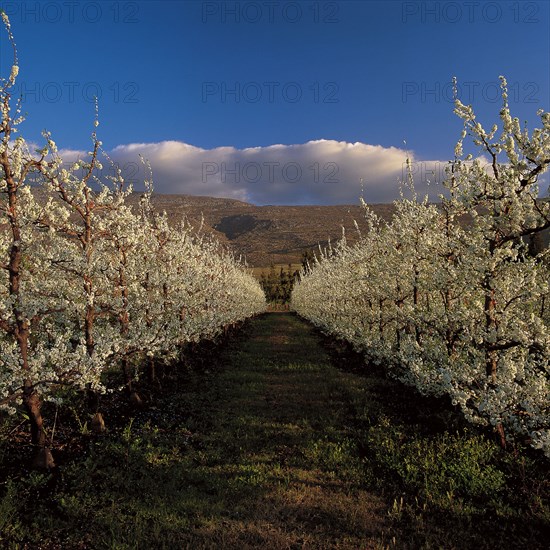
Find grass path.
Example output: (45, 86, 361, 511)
(178, 312, 389, 548)
(8, 312, 388, 549)
(3, 312, 548, 549)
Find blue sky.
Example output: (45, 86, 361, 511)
(1, 0, 549, 204)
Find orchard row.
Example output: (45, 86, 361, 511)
(0, 11, 265, 465)
(293, 80, 550, 457)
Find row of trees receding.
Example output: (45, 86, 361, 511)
(0, 12, 266, 467)
(292, 78, 550, 457)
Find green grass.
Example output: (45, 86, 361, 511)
(0, 313, 548, 549)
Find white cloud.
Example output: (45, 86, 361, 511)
(57, 139, 454, 205)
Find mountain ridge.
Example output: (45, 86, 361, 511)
(131, 194, 550, 267)
(128, 193, 391, 267)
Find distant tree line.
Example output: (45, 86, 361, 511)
(260, 251, 316, 303)
(260, 265, 298, 303)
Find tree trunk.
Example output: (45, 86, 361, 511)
(444, 289, 455, 356)
(147, 357, 158, 386)
(23, 382, 55, 468)
(485, 289, 498, 383)
(413, 268, 422, 345)
(23, 383, 46, 448)
(91, 412, 106, 433)
(121, 357, 133, 394)
(496, 422, 507, 450)
(87, 386, 105, 433)
(3, 157, 52, 467)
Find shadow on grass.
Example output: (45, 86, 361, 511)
(1, 313, 548, 549)
(315, 316, 550, 550)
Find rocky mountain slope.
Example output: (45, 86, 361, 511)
(134, 194, 396, 267)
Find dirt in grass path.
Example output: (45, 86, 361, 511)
(6, 312, 546, 549)
(16, 312, 395, 549)
(181, 312, 389, 549)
